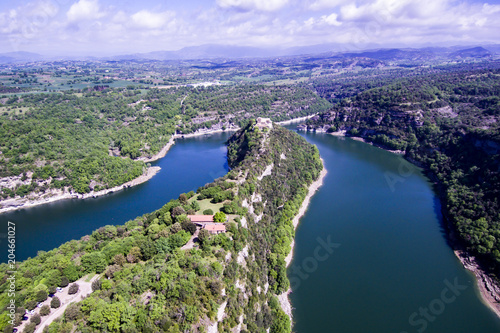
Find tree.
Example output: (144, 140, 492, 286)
(213, 211, 227, 223)
(25, 300, 37, 310)
(51, 296, 61, 309)
(181, 220, 197, 235)
(23, 322, 36, 333)
(81, 252, 107, 273)
(171, 206, 186, 217)
(191, 200, 200, 211)
(92, 279, 102, 291)
(129, 246, 142, 262)
(171, 222, 182, 233)
(65, 303, 81, 321)
(68, 283, 79, 295)
(40, 305, 50, 316)
(36, 289, 48, 303)
(179, 193, 188, 204)
(60, 276, 69, 287)
(198, 229, 210, 245)
(63, 264, 80, 282)
(270, 309, 291, 333)
(30, 313, 41, 325)
(203, 209, 214, 215)
(113, 253, 126, 266)
(48, 286, 57, 295)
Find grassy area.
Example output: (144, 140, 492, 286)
(264, 77, 310, 85)
(188, 194, 238, 223)
(0, 106, 30, 115)
(189, 194, 224, 214)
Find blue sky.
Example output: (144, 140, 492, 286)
(1, 0, 500, 56)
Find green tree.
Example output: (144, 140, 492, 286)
(81, 252, 107, 273)
(198, 229, 210, 245)
(51, 297, 61, 309)
(40, 305, 50, 316)
(60, 276, 69, 287)
(68, 283, 79, 295)
(213, 212, 226, 223)
(30, 314, 41, 325)
(36, 289, 48, 303)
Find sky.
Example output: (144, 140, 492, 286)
(0, 0, 499, 56)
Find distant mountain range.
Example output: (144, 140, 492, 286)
(0, 44, 498, 64)
(0, 51, 43, 64)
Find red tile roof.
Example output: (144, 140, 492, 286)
(204, 224, 226, 231)
(187, 215, 214, 223)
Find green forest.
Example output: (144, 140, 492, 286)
(0, 83, 330, 199)
(305, 62, 500, 277)
(0, 123, 323, 333)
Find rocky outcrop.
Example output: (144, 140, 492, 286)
(455, 250, 500, 317)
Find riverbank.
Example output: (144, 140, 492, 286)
(278, 159, 327, 322)
(455, 250, 500, 318)
(327, 130, 405, 154)
(138, 137, 175, 163)
(322, 128, 500, 321)
(0, 167, 161, 214)
(172, 126, 240, 139)
(0, 127, 241, 214)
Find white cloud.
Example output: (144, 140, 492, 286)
(217, 0, 290, 12)
(67, 0, 104, 22)
(1, 0, 500, 56)
(322, 13, 341, 26)
(130, 10, 174, 29)
(308, 0, 351, 10)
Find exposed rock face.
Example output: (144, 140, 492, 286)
(455, 250, 500, 316)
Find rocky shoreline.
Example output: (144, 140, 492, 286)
(278, 159, 327, 322)
(455, 250, 500, 317)
(0, 126, 241, 214)
(0, 167, 161, 214)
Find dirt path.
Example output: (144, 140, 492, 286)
(181, 229, 200, 250)
(22, 274, 100, 333)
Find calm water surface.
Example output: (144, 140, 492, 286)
(1, 128, 499, 333)
(287, 130, 500, 333)
(0, 132, 231, 262)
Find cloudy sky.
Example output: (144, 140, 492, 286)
(1, 0, 499, 56)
